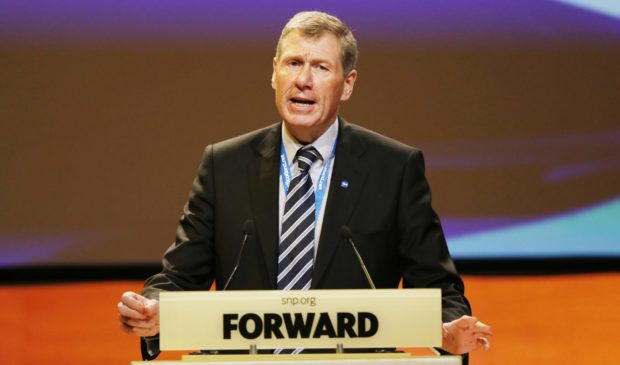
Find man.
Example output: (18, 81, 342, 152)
(118, 11, 492, 361)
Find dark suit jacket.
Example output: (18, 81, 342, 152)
(141, 119, 470, 359)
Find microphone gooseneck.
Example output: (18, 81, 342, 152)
(340, 226, 376, 289)
(222, 219, 254, 291)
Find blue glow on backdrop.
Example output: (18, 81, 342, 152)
(445, 197, 620, 258)
(553, 0, 620, 20)
(429, 130, 620, 258)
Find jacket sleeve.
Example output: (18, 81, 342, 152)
(397, 149, 471, 322)
(140, 145, 218, 359)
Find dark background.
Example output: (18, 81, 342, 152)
(1, 0, 619, 272)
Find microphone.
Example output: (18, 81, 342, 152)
(222, 219, 254, 291)
(340, 226, 376, 289)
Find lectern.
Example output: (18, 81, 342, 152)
(131, 289, 461, 364)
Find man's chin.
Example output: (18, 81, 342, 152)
(282, 116, 319, 130)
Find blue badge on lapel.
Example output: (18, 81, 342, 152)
(340, 180, 349, 188)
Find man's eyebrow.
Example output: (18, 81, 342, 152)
(313, 59, 333, 65)
(280, 54, 302, 61)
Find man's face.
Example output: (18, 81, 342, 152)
(272, 31, 357, 143)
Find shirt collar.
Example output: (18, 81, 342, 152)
(282, 118, 339, 167)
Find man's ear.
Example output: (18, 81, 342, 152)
(271, 58, 277, 90)
(340, 69, 358, 101)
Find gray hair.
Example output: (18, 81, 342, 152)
(275, 11, 358, 75)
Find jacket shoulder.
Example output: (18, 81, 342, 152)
(342, 121, 421, 158)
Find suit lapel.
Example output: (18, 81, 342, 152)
(312, 119, 369, 288)
(248, 123, 281, 289)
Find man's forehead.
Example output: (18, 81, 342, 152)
(279, 32, 341, 58)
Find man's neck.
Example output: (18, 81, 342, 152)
(284, 119, 338, 144)
(282, 119, 339, 165)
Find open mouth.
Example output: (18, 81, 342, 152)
(290, 97, 316, 106)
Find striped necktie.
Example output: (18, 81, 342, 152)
(277, 145, 320, 291)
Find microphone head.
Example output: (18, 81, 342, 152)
(340, 225, 353, 240)
(243, 219, 254, 235)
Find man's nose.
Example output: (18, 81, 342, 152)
(294, 64, 313, 89)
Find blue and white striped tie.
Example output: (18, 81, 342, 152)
(277, 145, 320, 291)
(275, 145, 319, 355)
